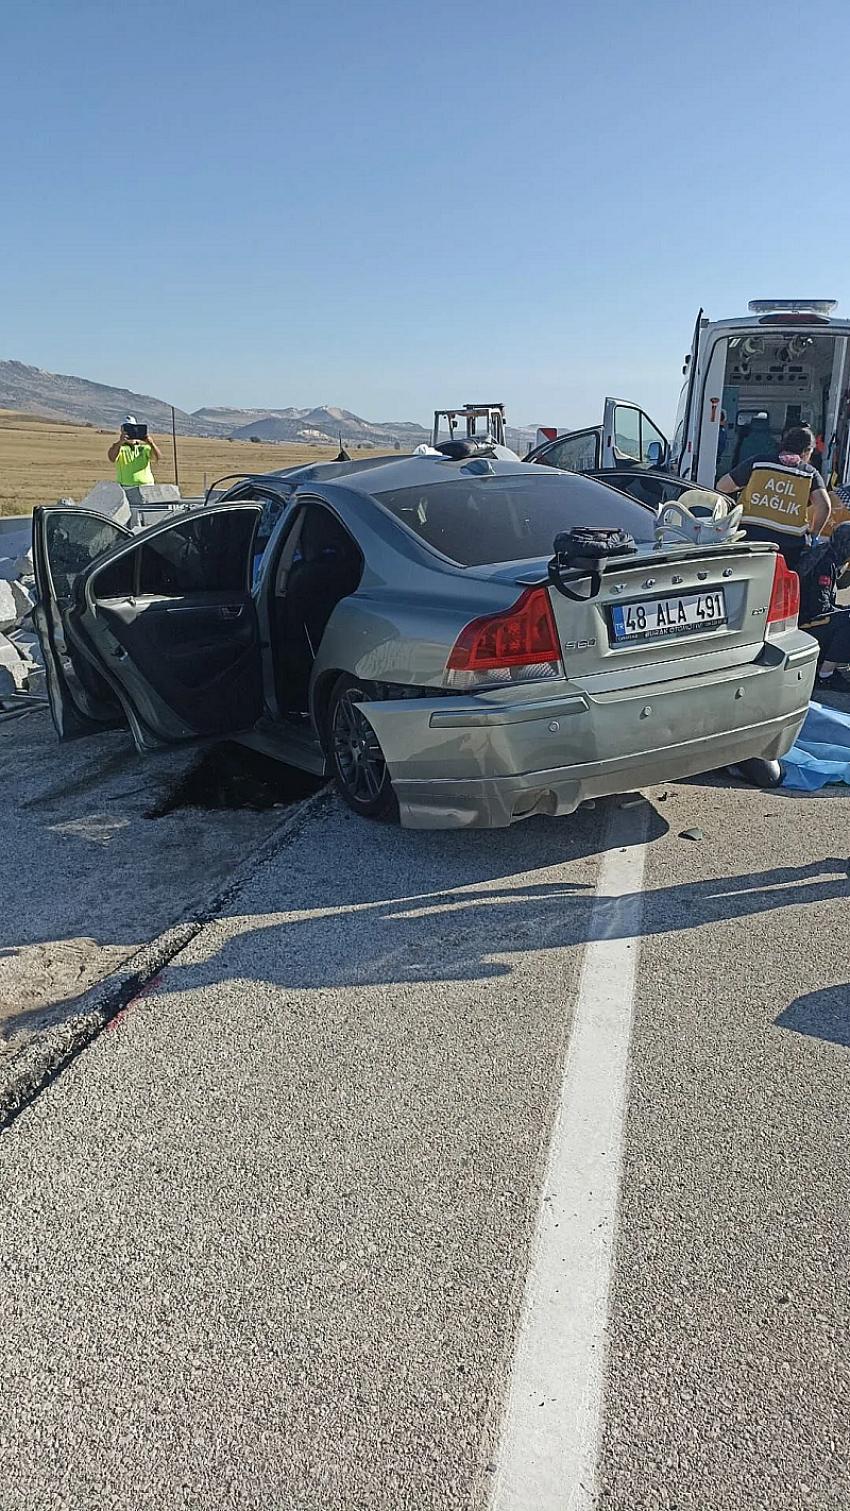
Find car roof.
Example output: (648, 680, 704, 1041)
(304, 454, 546, 495)
(240, 453, 545, 500)
(267, 456, 404, 488)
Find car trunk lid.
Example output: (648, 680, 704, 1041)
(536, 541, 779, 688)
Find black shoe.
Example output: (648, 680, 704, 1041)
(817, 668, 850, 692)
(733, 757, 784, 788)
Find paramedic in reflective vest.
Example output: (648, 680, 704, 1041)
(715, 424, 831, 568)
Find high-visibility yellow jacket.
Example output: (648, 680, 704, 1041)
(737, 461, 813, 539)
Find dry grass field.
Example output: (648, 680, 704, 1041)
(0, 410, 386, 515)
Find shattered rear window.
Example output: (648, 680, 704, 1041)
(372, 471, 656, 566)
(45, 514, 128, 602)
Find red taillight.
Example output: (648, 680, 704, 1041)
(766, 554, 800, 635)
(446, 586, 561, 680)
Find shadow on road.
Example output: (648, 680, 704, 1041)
(149, 850, 849, 994)
(8, 787, 850, 1044)
(61, 824, 850, 1002)
(775, 985, 850, 1048)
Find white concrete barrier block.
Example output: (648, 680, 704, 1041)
(11, 579, 35, 623)
(8, 627, 42, 666)
(136, 483, 181, 504)
(14, 548, 34, 578)
(78, 481, 132, 525)
(0, 582, 18, 634)
(0, 633, 29, 688)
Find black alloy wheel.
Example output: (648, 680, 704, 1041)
(328, 675, 399, 821)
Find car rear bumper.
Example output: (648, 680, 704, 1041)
(361, 634, 819, 829)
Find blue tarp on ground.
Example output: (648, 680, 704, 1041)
(781, 699, 850, 790)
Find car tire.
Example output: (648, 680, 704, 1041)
(327, 674, 399, 822)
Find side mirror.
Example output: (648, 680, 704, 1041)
(646, 440, 666, 467)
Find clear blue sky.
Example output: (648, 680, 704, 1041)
(2, 0, 849, 431)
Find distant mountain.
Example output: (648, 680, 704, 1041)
(0, 360, 218, 436)
(0, 358, 537, 452)
(228, 405, 431, 446)
(191, 405, 309, 428)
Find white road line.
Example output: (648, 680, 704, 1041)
(488, 806, 649, 1511)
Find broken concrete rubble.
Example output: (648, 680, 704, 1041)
(0, 633, 33, 692)
(0, 518, 44, 705)
(9, 626, 43, 665)
(10, 580, 34, 623)
(0, 483, 184, 708)
(0, 582, 17, 635)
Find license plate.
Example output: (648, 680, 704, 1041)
(611, 589, 727, 642)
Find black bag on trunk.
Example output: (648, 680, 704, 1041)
(548, 527, 638, 602)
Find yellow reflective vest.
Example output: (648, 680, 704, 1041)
(115, 443, 155, 488)
(737, 461, 812, 538)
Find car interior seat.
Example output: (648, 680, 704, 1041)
(276, 507, 363, 710)
(617, 474, 665, 509)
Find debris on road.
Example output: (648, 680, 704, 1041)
(680, 826, 705, 841)
(0, 485, 190, 717)
(0, 519, 44, 705)
(0, 707, 321, 1062)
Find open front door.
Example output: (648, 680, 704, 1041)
(33, 506, 134, 740)
(601, 398, 669, 470)
(671, 307, 703, 479)
(62, 504, 265, 751)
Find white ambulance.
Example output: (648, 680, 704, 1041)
(532, 300, 850, 515)
(671, 298, 850, 489)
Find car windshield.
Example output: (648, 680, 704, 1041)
(372, 470, 657, 567)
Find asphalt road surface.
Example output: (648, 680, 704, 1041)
(0, 712, 299, 1047)
(1, 775, 848, 1510)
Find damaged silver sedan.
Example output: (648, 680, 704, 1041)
(33, 453, 817, 828)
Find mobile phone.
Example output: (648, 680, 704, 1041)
(124, 422, 148, 441)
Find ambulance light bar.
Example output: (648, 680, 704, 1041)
(748, 299, 837, 314)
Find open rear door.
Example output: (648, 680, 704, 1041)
(33, 506, 134, 739)
(53, 504, 265, 752)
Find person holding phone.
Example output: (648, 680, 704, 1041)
(107, 415, 162, 492)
